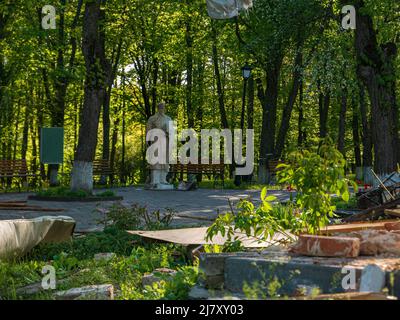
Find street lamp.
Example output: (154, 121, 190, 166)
(240, 64, 252, 131)
(241, 64, 252, 80)
(235, 64, 252, 187)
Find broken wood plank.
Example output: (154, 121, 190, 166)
(345, 197, 400, 222)
(0, 200, 27, 204)
(384, 208, 400, 218)
(319, 219, 400, 235)
(0, 203, 36, 208)
(0, 207, 64, 212)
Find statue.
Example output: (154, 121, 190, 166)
(145, 102, 174, 190)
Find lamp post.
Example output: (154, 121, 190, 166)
(235, 64, 252, 187)
(240, 64, 252, 131)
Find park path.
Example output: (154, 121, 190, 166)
(0, 188, 293, 231)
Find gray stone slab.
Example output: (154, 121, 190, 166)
(225, 256, 351, 296)
(223, 252, 400, 298)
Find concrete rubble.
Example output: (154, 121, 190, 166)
(55, 284, 114, 300)
(142, 268, 178, 287)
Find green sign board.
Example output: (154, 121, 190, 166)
(40, 127, 64, 164)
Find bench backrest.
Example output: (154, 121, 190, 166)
(267, 160, 285, 173)
(93, 159, 113, 175)
(170, 162, 225, 174)
(0, 159, 29, 175)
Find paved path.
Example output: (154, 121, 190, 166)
(0, 188, 293, 231)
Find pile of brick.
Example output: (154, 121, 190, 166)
(290, 221, 400, 258)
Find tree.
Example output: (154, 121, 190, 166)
(70, 0, 107, 193)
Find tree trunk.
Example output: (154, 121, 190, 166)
(338, 92, 347, 156)
(359, 83, 372, 167)
(211, 22, 229, 129)
(101, 40, 121, 184)
(297, 80, 305, 146)
(71, 1, 107, 193)
(275, 47, 302, 158)
(247, 76, 254, 130)
(354, 0, 398, 175)
(185, 18, 194, 128)
(256, 56, 282, 183)
(319, 89, 330, 139)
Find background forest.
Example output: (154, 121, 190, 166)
(0, 0, 399, 188)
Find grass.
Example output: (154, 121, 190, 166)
(331, 195, 358, 210)
(0, 203, 198, 300)
(35, 186, 116, 198)
(0, 227, 198, 300)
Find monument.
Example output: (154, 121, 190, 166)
(145, 102, 174, 190)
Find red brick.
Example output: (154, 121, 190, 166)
(289, 235, 360, 258)
(385, 221, 400, 232)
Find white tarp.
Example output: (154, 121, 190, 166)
(0, 216, 75, 260)
(206, 0, 253, 20)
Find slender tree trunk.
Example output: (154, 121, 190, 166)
(359, 83, 372, 167)
(247, 76, 254, 130)
(319, 88, 330, 139)
(71, 1, 107, 193)
(101, 40, 121, 184)
(298, 80, 305, 146)
(185, 18, 194, 128)
(352, 96, 362, 173)
(211, 22, 229, 129)
(338, 92, 347, 156)
(275, 46, 302, 158)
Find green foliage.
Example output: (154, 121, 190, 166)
(331, 194, 357, 210)
(37, 186, 89, 198)
(277, 140, 358, 234)
(0, 228, 197, 300)
(98, 203, 175, 231)
(206, 188, 298, 250)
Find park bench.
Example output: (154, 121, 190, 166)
(169, 162, 225, 188)
(0, 159, 37, 191)
(92, 159, 114, 183)
(267, 159, 285, 175)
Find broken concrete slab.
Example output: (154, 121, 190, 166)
(54, 284, 114, 300)
(360, 264, 386, 293)
(199, 252, 261, 289)
(289, 235, 360, 258)
(202, 250, 400, 298)
(344, 230, 400, 256)
(142, 268, 177, 287)
(0, 216, 75, 260)
(188, 285, 210, 300)
(94, 252, 116, 262)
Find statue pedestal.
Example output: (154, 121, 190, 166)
(153, 184, 174, 191)
(145, 169, 174, 190)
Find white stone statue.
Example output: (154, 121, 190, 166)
(145, 102, 174, 190)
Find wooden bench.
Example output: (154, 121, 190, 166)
(92, 159, 114, 183)
(169, 162, 225, 188)
(267, 159, 285, 175)
(0, 159, 37, 191)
